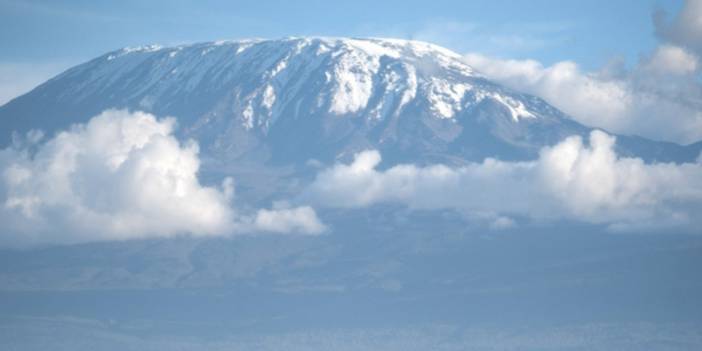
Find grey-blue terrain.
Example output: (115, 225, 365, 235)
(1, 38, 701, 350)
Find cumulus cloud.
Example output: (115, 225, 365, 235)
(463, 52, 702, 144)
(643, 44, 698, 75)
(306, 131, 702, 232)
(250, 202, 326, 234)
(0, 110, 324, 246)
(463, 1, 702, 145)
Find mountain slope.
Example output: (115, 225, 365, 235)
(1, 37, 699, 166)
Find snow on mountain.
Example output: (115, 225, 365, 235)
(1, 37, 699, 166)
(42, 38, 480, 122)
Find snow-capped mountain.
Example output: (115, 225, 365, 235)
(1, 37, 699, 166)
(2, 38, 702, 350)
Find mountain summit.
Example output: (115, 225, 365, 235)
(1, 37, 698, 165)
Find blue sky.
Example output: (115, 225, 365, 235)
(1, 0, 678, 65)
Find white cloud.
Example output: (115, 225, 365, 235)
(463, 1, 702, 145)
(464, 54, 633, 131)
(643, 44, 698, 75)
(489, 216, 516, 230)
(306, 131, 702, 232)
(251, 203, 326, 235)
(537, 131, 702, 224)
(463, 52, 702, 144)
(0, 109, 324, 246)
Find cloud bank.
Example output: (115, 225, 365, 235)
(0, 110, 324, 246)
(306, 130, 702, 231)
(464, 0, 702, 144)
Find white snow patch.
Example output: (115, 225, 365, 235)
(427, 79, 472, 118)
(269, 59, 288, 77)
(399, 64, 418, 110)
(490, 94, 535, 121)
(344, 39, 402, 59)
(262, 85, 276, 110)
(327, 48, 380, 115)
(242, 103, 254, 129)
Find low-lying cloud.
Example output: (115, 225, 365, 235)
(0, 110, 324, 246)
(306, 130, 702, 231)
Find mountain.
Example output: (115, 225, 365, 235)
(2, 38, 702, 349)
(2, 37, 699, 168)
